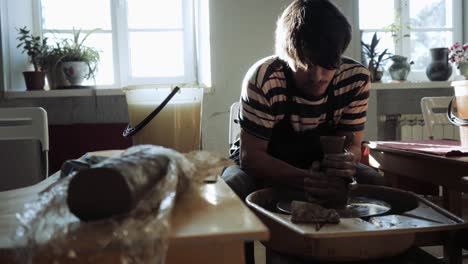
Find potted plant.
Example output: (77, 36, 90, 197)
(58, 28, 101, 87)
(16, 26, 48, 90)
(361, 32, 392, 82)
(449, 42, 468, 79)
(43, 43, 67, 89)
(44, 28, 101, 88)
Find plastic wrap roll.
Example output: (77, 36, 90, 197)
(67, 146, 171, 221)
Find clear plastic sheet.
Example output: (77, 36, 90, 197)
(13, 145, 200, 264)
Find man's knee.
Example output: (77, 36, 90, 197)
(221, 165, 257, 201)
(355, 163, 389, 186)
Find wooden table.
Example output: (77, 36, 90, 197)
(365, 141, 468, 264)
(0, 151, 269, 264)
(167, 177, 269, 264)
(365, 141, 468, 217)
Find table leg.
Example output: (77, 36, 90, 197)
(443, 230, 462, 264)
(442, 187, 463, 217)
(442, 188, 463, 264)
(265, 248, 308, 264)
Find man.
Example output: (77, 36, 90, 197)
(223, 0, 387, 261)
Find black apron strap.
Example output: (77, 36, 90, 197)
(282, 63, 296, 120)
(325, 82, 336, 127)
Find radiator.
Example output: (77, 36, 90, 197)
(380, 114, 460, 141)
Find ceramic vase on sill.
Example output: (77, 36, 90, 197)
(426, 47, 452, 81)
(389, 55, 412, 81)
(458, 61, 468, 79)
(62, 61, 89, 86)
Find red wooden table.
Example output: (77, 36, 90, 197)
(365, 140, 468, 216)
(365, 140, 468, 264)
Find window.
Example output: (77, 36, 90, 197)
(358, 0, 462, 81)
(2, 0, 210, 89)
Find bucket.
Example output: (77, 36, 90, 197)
(124, 87, 203, 153)
(448, 81, 468, 147)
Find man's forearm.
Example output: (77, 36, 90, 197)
(337, 131, 363, 164)
(346, 144, 361, 164)
(240, 149, 309, 185)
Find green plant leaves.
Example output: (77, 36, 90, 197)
(16, 26, 48, 72)
(55, 28, 101, 80)
(361, 32, 392, 71)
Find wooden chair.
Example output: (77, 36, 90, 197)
(420, 96, 459, 140)
(229, 101, 240, 146)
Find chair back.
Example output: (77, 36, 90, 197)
(420, 96, 458, 140)
(0, 107, 49, 191)
(229, 102, 241, 146)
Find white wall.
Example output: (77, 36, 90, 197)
(464, 0, 468, 43)
(331, 0, 360, 59)
(3, 0, 36, 91)
(202, 0, 289, 154)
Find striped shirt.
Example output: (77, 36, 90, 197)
(239, 56, 370, 140)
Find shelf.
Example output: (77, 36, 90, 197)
(3, 86, 214, 99)
(370, 81, 454, 90)
(3, 88, 124, 98)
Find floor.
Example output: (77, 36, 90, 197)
(253, 194, 468, 264)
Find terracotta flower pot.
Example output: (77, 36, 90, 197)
(22, 71, 46, 90)
(372, 70, 384, 82)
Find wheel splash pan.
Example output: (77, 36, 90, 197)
(246, 185, 466, 262)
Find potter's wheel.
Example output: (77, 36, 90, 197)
(246, 186, 466, 261)
(276, 196, 391, 218)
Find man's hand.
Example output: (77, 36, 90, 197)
(282, 163, 348, 205)
(302, 172, 349, 204)
(321, 152, 356, 182)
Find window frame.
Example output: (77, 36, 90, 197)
(2, 0, 202, 91)
(111, 0, 196, 86)
(358, 0, 463, 81)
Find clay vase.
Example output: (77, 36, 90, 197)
(320, 136, 350, 209)
(426, 47, 452, 81)
(320, 136, 346, 154)
(389, 55, 412, 81)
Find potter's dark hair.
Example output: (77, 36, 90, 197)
(275, 0, 352, 70)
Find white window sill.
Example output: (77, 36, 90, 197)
(370, 81, 455, 90)
(5, 81, 460, 98)
(3, 86, 214, 99)
(4, 88, 123, 98)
